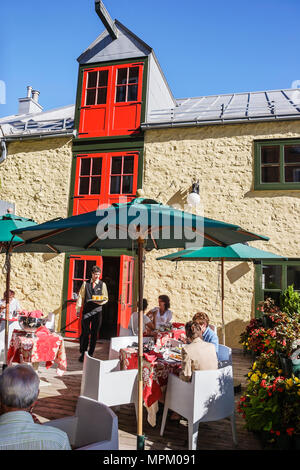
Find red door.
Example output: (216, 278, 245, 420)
(65, 256, 103, 338)
(78, 62, 143, 138)
(117, 255, 134, 335)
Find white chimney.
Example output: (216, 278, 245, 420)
(18, 86, 43, 115)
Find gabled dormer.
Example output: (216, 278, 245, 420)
(74, 1, 175, 139)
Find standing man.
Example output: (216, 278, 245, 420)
(76, 265, 108, 362)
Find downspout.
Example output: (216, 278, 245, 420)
(0, 126, 7, 164)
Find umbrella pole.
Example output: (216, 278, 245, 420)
(221, 258, 225, 345)
(3, 246, 11, 371)
(137, 237, 145, 450)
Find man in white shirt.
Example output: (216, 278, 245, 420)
(0, 364, 71, 450)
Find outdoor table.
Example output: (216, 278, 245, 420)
(119, 346, 181, 427)
(144, 322, 186, 346)
(7, 327, 67, 376)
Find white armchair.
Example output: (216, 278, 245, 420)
(80, 352, 138, 417)
(160, 365, 237, 450)
(44, 396, 119, 450)
(218, 344, 232, 367)
(108, 335, 138, 360)
(0, 320, 19, 362)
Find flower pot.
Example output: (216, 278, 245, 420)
(278, 354, 293, 377)
(261, 314, 274, 328)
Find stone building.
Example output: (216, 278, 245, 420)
(0, 2, 300, 347)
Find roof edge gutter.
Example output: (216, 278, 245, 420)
(3, 130, 74, 143)
(141, 114, 300, 130)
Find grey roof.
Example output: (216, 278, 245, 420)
(142, 88, 300, 128)
(77, 20, 152, 64)
(0, 105, 75, 139)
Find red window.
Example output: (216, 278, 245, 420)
(78, 62, 144, 138)
(73, 152, 139, 215)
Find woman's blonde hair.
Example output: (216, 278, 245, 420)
(192, 311, 209, 326)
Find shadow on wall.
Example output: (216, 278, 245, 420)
(216, 319, 249, 349)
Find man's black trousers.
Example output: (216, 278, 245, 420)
(79, 311, 103, 356)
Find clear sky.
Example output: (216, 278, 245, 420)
(0, 0, 299, 117)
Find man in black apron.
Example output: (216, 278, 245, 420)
(76, 266, 108, 362)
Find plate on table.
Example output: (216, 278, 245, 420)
(167, 352, 182, 362)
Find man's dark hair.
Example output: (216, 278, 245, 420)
(143, 298, 148, 311)
(92, 265, 101, 274)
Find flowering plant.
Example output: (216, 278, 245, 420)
(19, 309, 44, 319)
(238, 359, 300, 438)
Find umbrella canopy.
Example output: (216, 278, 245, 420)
(157, 243, 286, 344)
(13, 198, 269, 251)
(156, 243, 285, 262)
(13, 197, 269, 449)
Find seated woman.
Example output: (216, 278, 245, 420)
(170, 320, 218, 421)
(129, 299, 155, 335)
(147, 295, 172, 329)
(179, 320, 218, 382)
(192, 312, 219, 355)
(0, 290, 21, 319)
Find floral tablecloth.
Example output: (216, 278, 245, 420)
(119, 346, 181, 426)
(144, 323, 186, 345)
(7, 327, 67, 376)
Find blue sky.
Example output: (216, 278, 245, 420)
(1, 0, 299, 117)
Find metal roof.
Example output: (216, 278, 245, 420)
(77, 20, 152, 65)
(142, 88, 300, 128)
(0, 105, 75, 139)
(1, 88, 300, 140)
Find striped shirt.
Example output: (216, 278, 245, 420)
(0, 411, 71, 450)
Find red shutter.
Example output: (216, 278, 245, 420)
(78, 67, 112, 138)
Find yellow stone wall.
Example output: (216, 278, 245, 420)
(0, 137, 73, 330)
(143, 121, 300, 348)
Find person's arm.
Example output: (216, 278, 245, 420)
(100, 282, 108, 305)
(179, 347, 192, 382)
(76, 282, 86, 313)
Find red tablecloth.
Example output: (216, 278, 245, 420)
(7, 328, 67, 376)
(143, 323, 186, 345)
(119, 347, 181, 408)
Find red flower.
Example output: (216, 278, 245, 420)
(286, 428, 294, 436)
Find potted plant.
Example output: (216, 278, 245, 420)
(280, 284, 300, 318)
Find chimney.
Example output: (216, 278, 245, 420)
(18, 86, 43, 115)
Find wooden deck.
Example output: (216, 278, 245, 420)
(26, 339, 262, 451)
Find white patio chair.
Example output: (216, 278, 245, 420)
(160, 365, 237, 450)
(108, 335, 138, 360)
(218, 344, 232, 367)
(0, 320, 19, 362)
(44, 395, 119, 450)
(80, 352, 138, 418)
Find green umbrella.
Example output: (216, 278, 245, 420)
(0, 213, 38, 369)
(157, 243, 286, 344)
(0, 212, 65, 369)
(13, 197, 269, 449)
